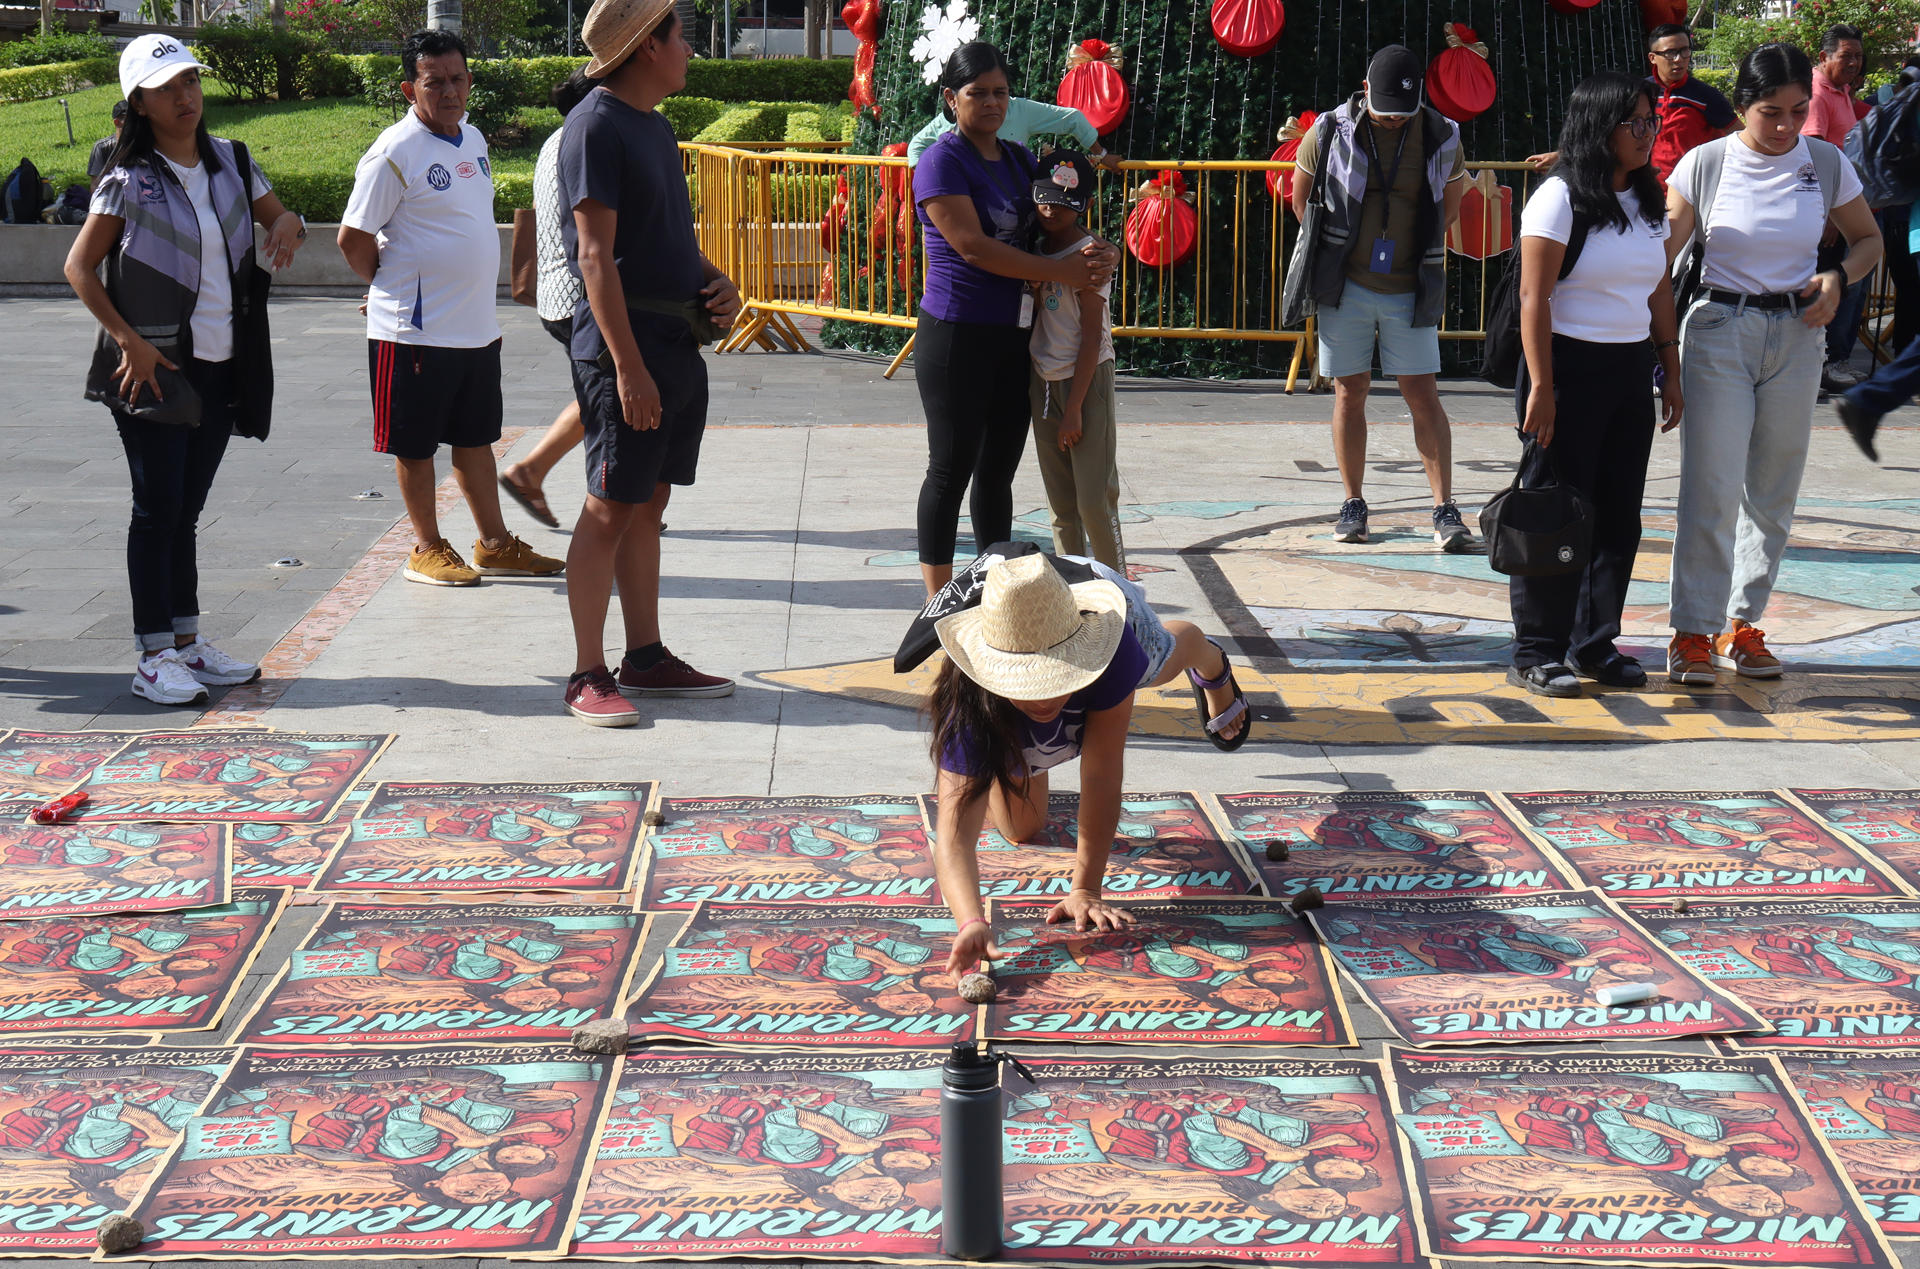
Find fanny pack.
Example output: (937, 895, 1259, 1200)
(632, 296, 723, 346)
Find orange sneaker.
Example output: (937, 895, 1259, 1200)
(1712, 621, 1783, 679)
(1667, 632, 1715, 686)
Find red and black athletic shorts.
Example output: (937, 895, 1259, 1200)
(367, 338, 504, 461)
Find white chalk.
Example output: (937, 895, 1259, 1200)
(1596, 982, 1658, 1007)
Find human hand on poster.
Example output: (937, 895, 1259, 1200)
(1048, 887, 1134, 932)
(946, 916, 1001, 984)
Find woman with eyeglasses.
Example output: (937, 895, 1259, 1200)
(1662, 43, 1880, 686)
(1507, 71, 1680, 698)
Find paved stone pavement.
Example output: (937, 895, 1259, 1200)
(3, 296, 1919, 1269)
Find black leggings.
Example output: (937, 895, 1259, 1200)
(914, 312, 1033, 565)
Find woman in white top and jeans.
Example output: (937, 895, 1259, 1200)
(1663, 43, 1880, 685)
(1509, 71, 1681, 698)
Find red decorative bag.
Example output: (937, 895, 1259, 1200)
(1547, 0, 1602, 14)
(1636, 0, 1686, 28)
(1444, 170, 1513, 259)
(842, 0, 881, 115)
(1427, 23, 1497, 123)
(1267, 110, 1317, 204)
(1210, 0, 1284, 57)
(1125, 170, 1198, 267)
(1057, 39, 1130, 135)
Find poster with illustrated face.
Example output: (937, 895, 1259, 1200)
(231, 789, 366, 890)
(1216, 790, 1575, 902)
(625, 903, 977, 1050)
(1002, 1055, 1423, 1268)
(1790, 790, 1920, 896)
(0, 730, 187, 809)
(63, 732, 393, 825)
(1626, 899, 1920, 1050)
(235, 900, 647, 1047)
(317, 781, 656, 894)
(0, 889, 284, 1037)
(571, 1049, 945, 1262)
(985, 899, 1353, 1047)
(1386, 1047, 1898, 1269)
(640, 795, 935, 908)
(1774, 1050, 1920, 1240)
(1504, 790, 1908, 900)
(1309, 890, 1767, 1046)
(119, 1043, 618, 1260)
(919, 791, 1259, 902)
(0, 820, 229, 919)
(0, 1043, 233, 1256)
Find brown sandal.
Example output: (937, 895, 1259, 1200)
(499, 471, 559, 528)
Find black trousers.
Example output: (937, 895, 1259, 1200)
(913, 312, 1033, 565)
(1886, 206, 1920, 355)
(1509, 335, 1655, 670)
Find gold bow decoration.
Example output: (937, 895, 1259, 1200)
(1130, 169, 1195, 205)
(1461, 168, 1501, 200)
(1277, 112, 1316, 144)
(1066, 38, 1123, 71)
(1446, 23, 1489, 59)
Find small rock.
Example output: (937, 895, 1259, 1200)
(1670, 897, 1689, 914)
(1265, 840, 1290, 861)
(1288, 887, 1325, 914)
(96, 1214, 143, 1254)
(643, 809, 665, 827)
(958, 973, 996, 1004)
(572, 1018, 632, 1054)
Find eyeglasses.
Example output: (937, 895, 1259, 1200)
(1650, 47, 1693, 60)
(1617, 116, 1663, 139)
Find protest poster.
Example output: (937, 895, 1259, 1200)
(1309, 890, 1766, 1046)
(0, 821, 228, 919)
(918, 791, 1258, 902)
(0, 730, 151, 809)
(1790, 790, 1920, 895)
(986, 898, 1353, 1047)
(1775, 1051, 1920, 1239)
(1626, 899, 1920, 1050)
(1215, 790, 1574, 902)
(1504, 790, 1907, 900)
(1386, 1047, 1898, 1269)
(625, 903, 976, 1050)
(571, 1049, 945, 1262)
(232, 790, 366, 890)
(1002, 1054, 1423, 1267)
(235, 900, 646, 1047)
(639, 795, 935, 909)
(119, 1042, 618, 1260)
(0, 1043, 233, 1256)
(63, 732, 393, 825)
(0, 889, 283, 1038)
(316, 781, 656, 895)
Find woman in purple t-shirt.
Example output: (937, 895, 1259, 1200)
(927, 554, 1251, 983)
(913, 42, 1118, 598)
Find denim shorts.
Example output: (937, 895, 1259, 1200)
(1074, 556, 1175, 686)
(1315, 280, 1442, 379)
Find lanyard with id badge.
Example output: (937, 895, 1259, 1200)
(1361, 119, 1412, 275)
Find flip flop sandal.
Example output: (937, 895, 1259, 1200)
(1187, 637, 1252, 752)
(498, 472, 559, 529)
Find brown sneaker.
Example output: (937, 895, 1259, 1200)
(472, 534, 565, 577)
(1712, 621, 1783, 679)
(617, 647, 735, 698)
(1666, 632, 1715, 686)
(565, 666, 639, 727)
(404, 539, 481, 587)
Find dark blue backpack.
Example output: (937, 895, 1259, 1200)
(1845, 73, 1920, 210)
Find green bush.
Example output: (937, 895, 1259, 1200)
(0, 25, 113, 69)
(659, 94, 725, 137)
(0, 57, 118, 104)
(684, 58, 850, 104)
(195, 18, 335, 103)
(694, 103, 785, 144)
(493, 170, 533, 216)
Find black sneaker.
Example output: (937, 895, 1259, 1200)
(1507, 664, 1581, 698)
(1334, 497, 1368, 543)
(1433, 501, 1479, 554)
(1834, 394, 1881, 464)
(1568, 652, 1648, 688)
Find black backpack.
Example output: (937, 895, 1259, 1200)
(1479, 214, 1592, 390)
(1845, 74, 1920, 210)
(3, 157, 45, 224)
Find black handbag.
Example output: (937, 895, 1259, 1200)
(1279, 117, 1329, 328)
(84, 331, 202, 426)
(1480, 445, 1593, 577)
(229, 141, 275, 440)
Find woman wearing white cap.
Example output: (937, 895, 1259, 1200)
(64, 34, 307, 707)
(928, 554, 1250, 980)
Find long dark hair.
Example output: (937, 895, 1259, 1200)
(106, 84, 220, 176)
(1734, 42, 1813, 109)
(938, 41, 1012, 122)
(552, 66, 599, 116)
(927, 657, 1028, 806)
(1550, 71, 1665, 234)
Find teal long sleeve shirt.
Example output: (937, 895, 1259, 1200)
(906, 98, 1099, 166)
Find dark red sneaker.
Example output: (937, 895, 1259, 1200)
(617, 647, 735, 698)
(565, 666, 640, 727)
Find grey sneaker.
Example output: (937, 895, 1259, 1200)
(1334, 497, 1368, 543)
(1433, 501, 1479, 554)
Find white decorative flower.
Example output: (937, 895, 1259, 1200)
(909, 0, 981, 85)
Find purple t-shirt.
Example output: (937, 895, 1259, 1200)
(941, 628, 1150, 777)
(914, 131, 1036, 325)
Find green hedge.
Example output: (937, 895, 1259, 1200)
(683, 58, 850, 103)
(659, 95, 725, 137)
(0, 57, 117, 104)
(695, 104, 784, 145)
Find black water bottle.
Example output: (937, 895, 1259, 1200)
(941, 1041, 1003, 1260)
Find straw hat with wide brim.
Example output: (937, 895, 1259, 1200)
(582, 0, 676, 78)
(934, 554, 1128, 701)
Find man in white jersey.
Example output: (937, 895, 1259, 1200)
(338, 29, 563, 587)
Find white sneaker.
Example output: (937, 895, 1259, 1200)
(178, 639, 260, 685)
(132, 649, 210, 705)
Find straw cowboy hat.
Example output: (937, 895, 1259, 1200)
(934, 554, 1127, 700)
(582, 0, 676, 78)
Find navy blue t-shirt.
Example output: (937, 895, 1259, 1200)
(941, 628, 1150, 777)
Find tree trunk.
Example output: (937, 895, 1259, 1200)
(803, 0, 821, 58)
(39, 0, 53, 37)
(270, 0, 286, 29)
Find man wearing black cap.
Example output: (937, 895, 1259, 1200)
(1291, 45, 1473, 553)
(86, 100, 128, 192)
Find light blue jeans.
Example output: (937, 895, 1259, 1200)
(1670, 298, 1823, 636)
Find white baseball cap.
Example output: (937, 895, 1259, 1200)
(119, 34, 211, 99)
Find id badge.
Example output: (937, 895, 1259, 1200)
(1018, 292, 1035, 329)
(1368, 238, 1395, 274)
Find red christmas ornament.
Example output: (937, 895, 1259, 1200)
(1210, 0, 1284, 57)
(820, 171, 850, 251)
(1444, 170, 1514, 259)
(1057, 38, 1130, 135)
(1637, 0, 1686, 29)
(1125, 170, 1198, 267)
(1267, 110, 1317, 205)
(1427, 23, 1497, 123)
(1547, 0, 1602, 13)
(842, 0, 882, 117)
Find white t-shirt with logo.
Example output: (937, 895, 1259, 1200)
(1029, 240, 1115, 380)
(1668, 135, 1863, 296)
(1519, 176, 1670, 344)
(342, 109, 500, 348)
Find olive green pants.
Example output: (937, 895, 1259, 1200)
(1028, 361, 1123, 569)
